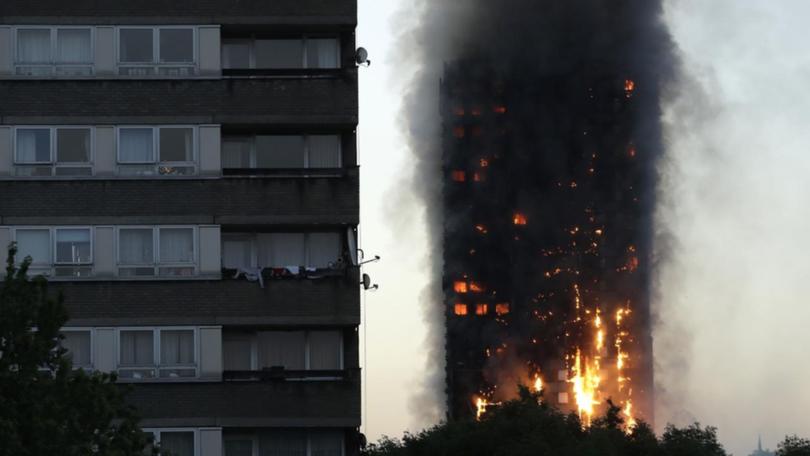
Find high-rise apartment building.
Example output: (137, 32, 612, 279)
(441, 60, 654, 423)
(0, 1, 360, 455)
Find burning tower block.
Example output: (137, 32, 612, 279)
(442, 59, 656, 427)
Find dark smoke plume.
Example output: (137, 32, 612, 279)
(395, 0, 678, 425)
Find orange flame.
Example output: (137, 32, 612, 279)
(475, 304, 489, 316)
(454, 281, 468, 293)
(454, 303, 468, 316)
(513, 213, 528, 226)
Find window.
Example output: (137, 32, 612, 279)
(119, 27, 196, 76)
(222, 37, 339, 70)
(223, 232, 342, 270)
(12, 227, 92, 278)
(119, 329, 155, 379)
(61, 330, 92, 369)
(117, 127, 196, 176)
(225, 436, 256, 456)
(15, 27, 93, 76)
(144, 429, 197, 456)
(222, 135, 341, 170)
(118, 328, 197, 380)
(117, 227, 197, 277)
(14, 127, 93, 177)
(54, 228, 93, 277)
(259, 430, 307, 456)
(231, 430, 342, 456)
(230, 330, 343, 372)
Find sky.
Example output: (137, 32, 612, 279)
(356, 1, 810, 455)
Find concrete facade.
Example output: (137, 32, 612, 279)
(0, 1, 360, 455)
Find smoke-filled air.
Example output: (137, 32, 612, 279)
(395, 0, 677, 433)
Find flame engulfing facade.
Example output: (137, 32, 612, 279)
(438, 1, 674, 427)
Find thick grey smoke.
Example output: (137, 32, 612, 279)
(394, 0, 678, 425)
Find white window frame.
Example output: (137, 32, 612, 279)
(222, 35, 340, 70)
(60, 327, 94, 371)
(221, 134, 342, 169)
(12, 26, 95, 77)
(143, 428, 200, 456)
(11, 226, 94, 278)
(115, 126, 198, 176)
(116, 327, 199, 381)
(12, 126, 95, 177)
(116, 26, 199, 76)
(115, 226, 199, 278)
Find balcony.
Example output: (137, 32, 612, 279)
(127, 373, 361, 428)
(54, 268, 361, 326)
(0, 0, 357, 26)
(0, 76, 357, 126)
(0, 169, 359, 225)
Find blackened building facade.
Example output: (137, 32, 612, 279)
(0, 1, 360, 455)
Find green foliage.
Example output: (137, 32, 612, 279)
(363, 390, 731, 456)
(0, 245, 156, 456)
(777, 435, 810, 456)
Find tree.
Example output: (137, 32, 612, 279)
(0, 245, 155, 456)
(363, 387, 730, 456)
(777, 436, 810, 456)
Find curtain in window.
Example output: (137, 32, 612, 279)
(310, 431, 343, 456)
(159, 228, 194, 263)
(222, 138, 252, 168)
(16, 230, 50, 265)
(16, 129, 50, 163)
(308, 135, 341, 168)
(307, 233, 341, 268)
(159, 29, 194, 63)
(258, 233, 306, 268)
(259, 430, 307, 456)
(257, 331, 306, 370)
(55, 229, 91, 264)
(306, 39, 339, 69)
(223, 336, 253, 371)
(222, 238, 253, 269)
(119, 229, 154, 264)
(159, 128, 193, 162)
(17, 29, 51, 63)
(160, 330, 194, 366)
(119, 29, 153, 63)
(222, 41, 251, 69)
(119, 128, 154, 162)
(61, 331, 91, 367)
(225, 439, 254, 456)
(308, 331, 341, 370)
(56, 29, 92, 63)
(160, 432, 195, 456)
(120, 331, 154, 366)
(256, 136, 305, 169)
(56, 129, 91, 163)
(255, 40, 303, 69)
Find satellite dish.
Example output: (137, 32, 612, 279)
(355, 47, 371, 66)
(362, 273, 372, 290)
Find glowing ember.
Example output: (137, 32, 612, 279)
(495, 303, 510, 316)
(475, 224, 488, 234)
(451, 170, 467, 182)
(513, 213, 528, 225)
(454, 281, 469, 293)
(493, 105, 507, 114)
(480, 158, 489, 167)
(469, 282, 485, 293)
(475, 304, 489, 316)
(624, 79, 635, 98)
